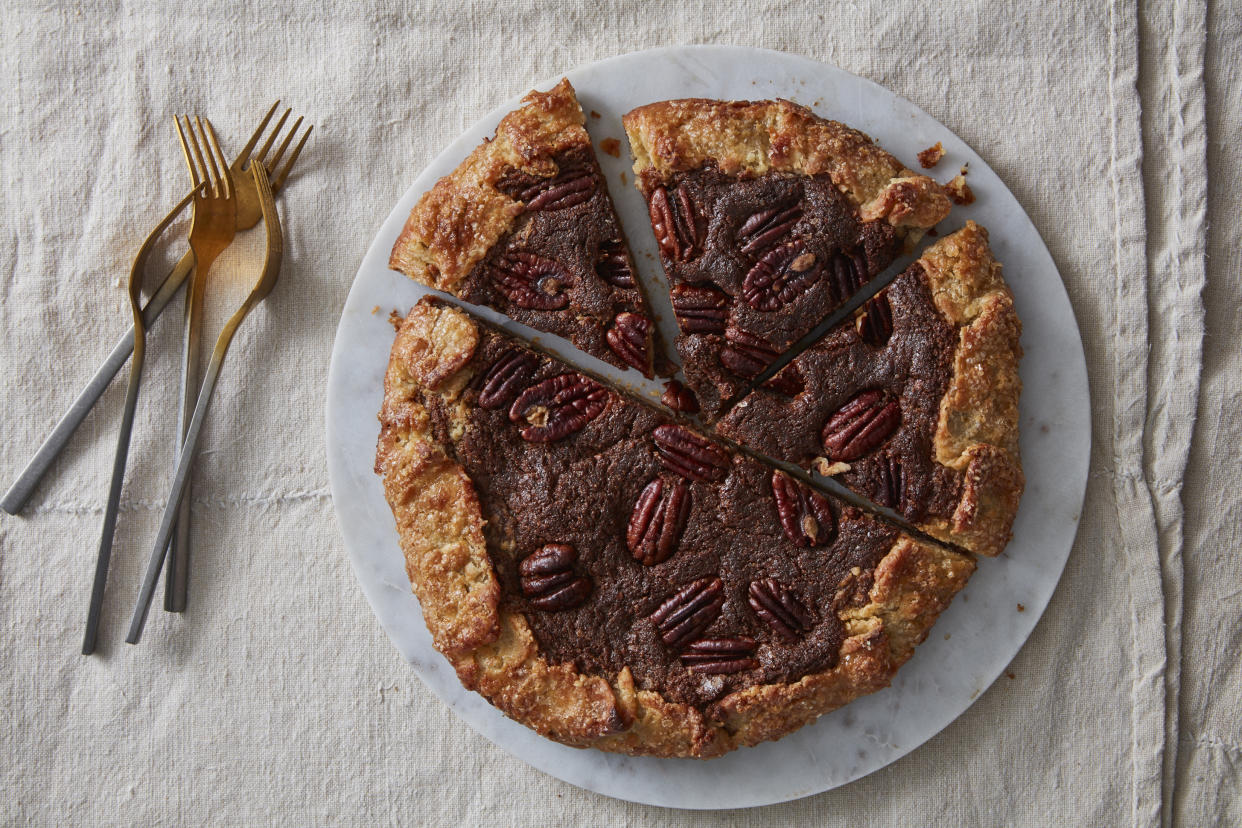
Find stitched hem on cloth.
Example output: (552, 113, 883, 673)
(1107, 1, 1168, 827)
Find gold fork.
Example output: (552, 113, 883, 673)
(164, 115, 236, 617)
(80, 108, 309, 653)
(82, 118, 235, 654)
(164, 106, 312, 612)
(1, 103, 310, 519)
(127, 162, 283, 645)
(82, 181, 202, 655)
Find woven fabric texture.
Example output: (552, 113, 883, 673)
(0, 1, 1234, 824)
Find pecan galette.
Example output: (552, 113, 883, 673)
(377, 86, 1022, 759)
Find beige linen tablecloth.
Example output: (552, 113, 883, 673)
(2, 1, 1236, 824)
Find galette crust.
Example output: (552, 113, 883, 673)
(622, 98, 951, 236)
(376, 298, 976, 758)
(922, 221, 1024, 556)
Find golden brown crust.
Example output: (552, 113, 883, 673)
(622, 98, 950, 235)
(377, 297, 978, 757)
(921, 222, 1025, 556)
(388, 79, 589, 293)
(375, 305, 496, 660)
(837, 538, 976, 663)
(386, 297, 480, 390)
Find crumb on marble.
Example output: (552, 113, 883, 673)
(917, 141, 944, 168)
(946, 174, 975, 205)
(600, 137, 621, 158)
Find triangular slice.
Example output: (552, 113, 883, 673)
(389, 79, 659, 377)
(623, 98, 951, 417)
(718, 222, 1023, 557)
(375, 296, 974, 758)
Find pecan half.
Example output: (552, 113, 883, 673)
(519, 544, 592, 611)
(521, 165, 596, 211)
(771, 470, 837, 547)
(827, 249, 869, 303)
(605, 312, 652, 374)
(874, 452, 904, 511)
(478, 350, 538, 410)
(742, 242, 823, 311)
(660, 380, 700, 414)
(821, 390, 901, 460)
(595, 238, 635, 288)
(652, 425, 730, 482)
(858, 292, 894, 346)
(670, 284, 729, 334)
(748, 579, 813, 642)
(509, 373, 609, 442)
(626, 477, 691, 566)
(649, 184, 701, 262)
(738, 204, 802, 255)
(489, 252, 572, 310)
(720, 327, 779, 379)
(679, 637, 759, 674)
(650, 576, 724, 649)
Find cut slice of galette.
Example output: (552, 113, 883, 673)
(374, 296, 975, 758)
(389, 79, 659, 376)
(622, 97, 952, 417)
(717, 222, 1023, 557)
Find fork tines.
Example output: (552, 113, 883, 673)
(252, 105, 312, 190)
(175, 116, 232, 198)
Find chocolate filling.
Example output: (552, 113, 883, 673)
(422, 331, 900, 708)
(639, 165, 899, 418)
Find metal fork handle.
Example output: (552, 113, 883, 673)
(125, 302, 248, 644)
(81, 186, 199, 654)
(81, 341, 146, 655)
(0, 249, 194, 515)
(128, 162, 282, 645)
(164, 266, 208, 612)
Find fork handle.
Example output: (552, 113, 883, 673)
(126, 333, 232, 644)
(163, 267, 206, 612)
(0, 249, 195, 515)
(81, 343, 146, 655)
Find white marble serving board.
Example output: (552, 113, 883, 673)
(325, 46, 1091, 809)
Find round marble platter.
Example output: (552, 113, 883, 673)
(325, 46, 1090, 809)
